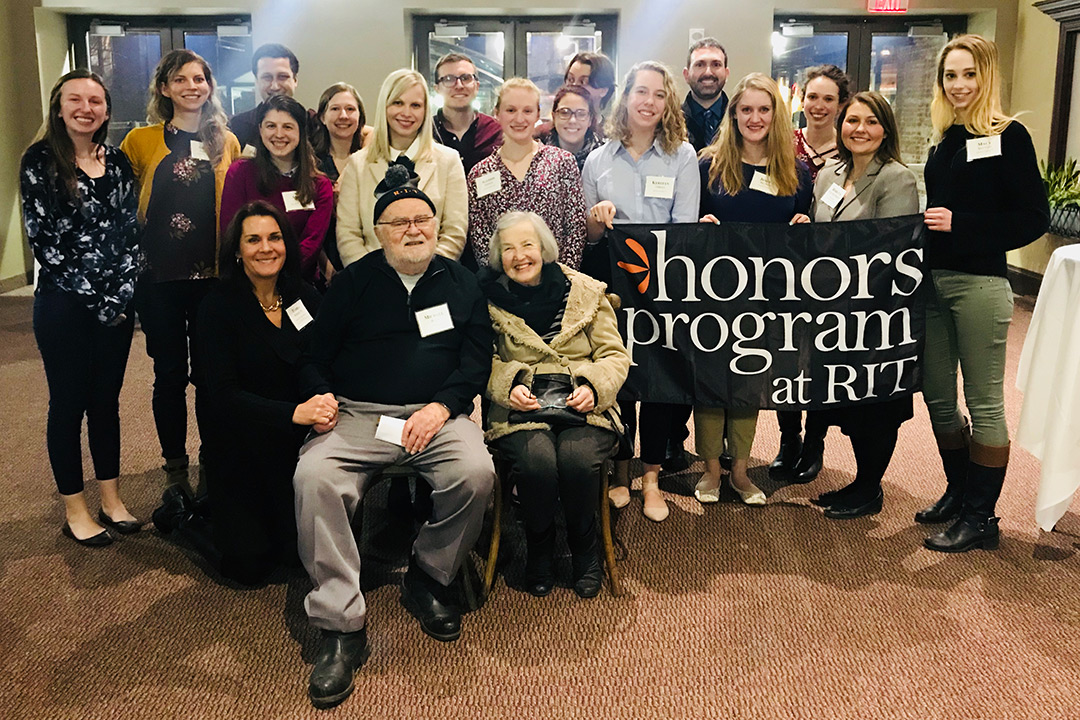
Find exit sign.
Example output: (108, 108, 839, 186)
(868, 0, 908, 11)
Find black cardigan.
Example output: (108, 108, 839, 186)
(923, 122, 1049, 277)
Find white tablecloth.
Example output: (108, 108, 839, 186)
(1016, 243, 1080, 531)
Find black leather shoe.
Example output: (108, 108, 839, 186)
(401, 564, 461, 642)
(769, 434, 802, 474)
(924, 516, 1000, 553)
(308, 628, 370, 710)
(661, 448, 691, 473)
(810, 489, 843, 508)
(98, 509, 143, 535)
(571, 552, 604, 599)
(790, 442, 824, 484)
(824, 490, 883, 520)
(62, 523, 113, 547)
(914, 491, 963, 524)
(151, 484, 193, 534)
(524, 528, 555, 597)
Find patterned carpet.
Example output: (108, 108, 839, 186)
(1, 292, 1078, 719)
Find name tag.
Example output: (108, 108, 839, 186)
(282, 190, 315, 212)
(415, 302, 454, 338)
(749, 171, 778, 196)
(241, 144, 258, 159)
(285, 300, 313, 330)
(644, 175, 675, 199)
(475, 171, 502, 198)
(821, 183, 846, 209)
(966, 135, 1002, 161)
(375, 415, 406, 446)
(189, 140, 210, 161)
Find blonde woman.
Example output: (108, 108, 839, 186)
(918, 35, 1049, 552)
(336, 69, 467, 265)
(582, 60, 700, 522)
(467, 78, 586, 269)
(694, 73, 812, 507)
(120, 49, 241, 490)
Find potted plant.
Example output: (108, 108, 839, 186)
(1041, 158, 1080, 238)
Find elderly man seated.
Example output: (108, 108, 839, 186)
(294, 159, 495, 709)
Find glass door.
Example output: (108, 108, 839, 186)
(413, 15, 617, 117)
(70, 16, 252, 145)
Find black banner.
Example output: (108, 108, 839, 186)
(605, 216, 926, 409)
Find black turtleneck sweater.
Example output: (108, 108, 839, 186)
(923, 122, 1049, 277)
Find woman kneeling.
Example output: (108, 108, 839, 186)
(481, 211, 630, 598)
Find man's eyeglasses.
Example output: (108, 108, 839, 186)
(555, 107, 590, 121)
(377, 215, 436, 232)
(436, 73, 478, 88)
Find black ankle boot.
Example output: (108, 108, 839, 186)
(924, 516, 1000, 552)
(769, 432, 803, 473)
(523, 527, 555, 597)
(791, 440, 824, 484)
(308, 628, 369, 709)
(568, 529, 603, 599)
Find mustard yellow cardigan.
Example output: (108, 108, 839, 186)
(120, 123, 241, 231)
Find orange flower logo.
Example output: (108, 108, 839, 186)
(617, 237, 651, 294)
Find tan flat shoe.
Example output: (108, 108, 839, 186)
(642, 484, 669, 522)
(608, 484, 631, 509)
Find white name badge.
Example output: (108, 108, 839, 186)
(282, 190, 315, 212)
(241, 144, 258, 159)
(189, 140, 210, 161)
(415, 302, 454, 338)
(749, 171, 779, 196)
(644, 175, 675, 199)
(821, 183, 847, 209)
(475, 171, 502, 198)
(966, 135, 1002, 161)
(285, 300, 313, 330)
(375, 415, 406, 446)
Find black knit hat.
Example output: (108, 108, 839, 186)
(373, 157, 437, 224)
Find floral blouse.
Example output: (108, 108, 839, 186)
(142, 125, 217, 281)
(19, 141, 140, 326)
(467, 144, 587, 269)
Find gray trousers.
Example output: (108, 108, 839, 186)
(294, 398, 495, 633)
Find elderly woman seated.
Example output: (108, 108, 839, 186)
(479, 211, 630, 598)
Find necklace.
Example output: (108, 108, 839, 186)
(257, 293, 282, 312)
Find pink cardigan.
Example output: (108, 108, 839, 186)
(220, 158, 334, 279)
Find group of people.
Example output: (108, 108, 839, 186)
(20, 31, 1048, 710)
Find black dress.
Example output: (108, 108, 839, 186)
(197, 279, 322, 580)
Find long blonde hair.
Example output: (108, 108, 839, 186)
(368, 69, 435, 164)
(147, 49, 228, 166)
(702, 73, 799, 197)
(930, 34, 1015, 140)
(605, 61, 686, 156)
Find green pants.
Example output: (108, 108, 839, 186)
(694, 407, 759, 460)
(922, 270, 1013, 447)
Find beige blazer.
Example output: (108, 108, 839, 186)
(811, 157, 919, 222)
(335, 144, 468, 266)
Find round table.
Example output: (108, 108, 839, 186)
(1016, 243, 1080, 531)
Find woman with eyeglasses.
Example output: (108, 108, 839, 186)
(21, 70, 141, 546)
(220, 95, 335, 285)
(468, 78, 587, 270)
(336, 69, 468, 266)
(540, 84, 604, 171)
(121, 49, 241, 494)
